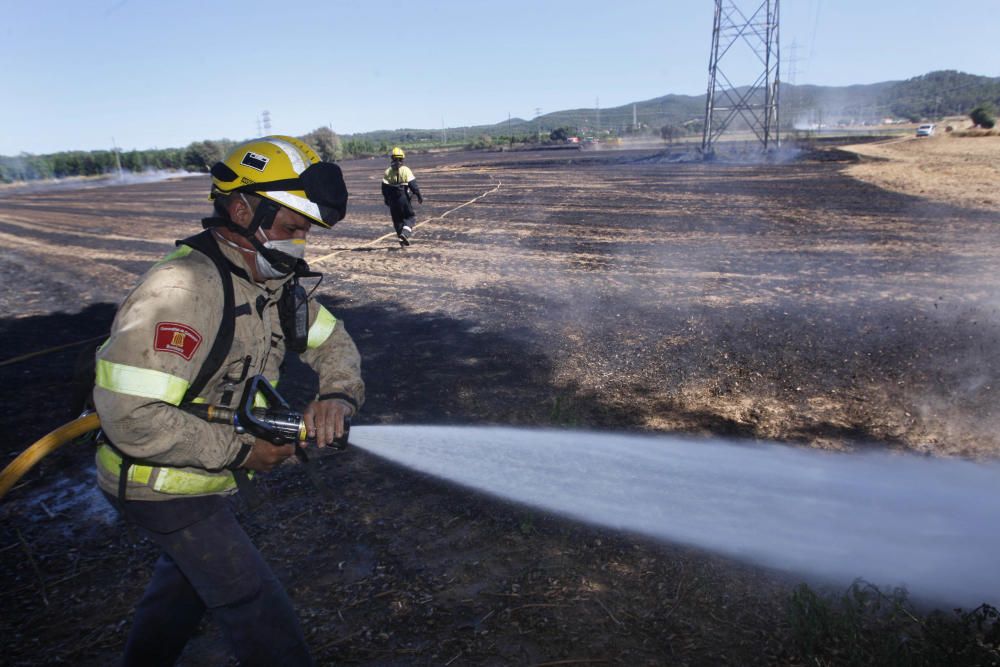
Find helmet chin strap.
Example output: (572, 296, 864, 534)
(240, 194, 279, 235)
(200, 196, 279, 237)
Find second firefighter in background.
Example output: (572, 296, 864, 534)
(381, 146, 423, 246)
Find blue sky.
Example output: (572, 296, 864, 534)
(1, 0, 996, 155)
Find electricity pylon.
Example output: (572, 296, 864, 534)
(701, 0, 781, 156)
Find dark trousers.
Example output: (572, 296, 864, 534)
(387, 198, 416, 235)
(105, 493, 313, 666)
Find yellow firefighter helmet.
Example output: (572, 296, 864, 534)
(209, 135, 347, 228)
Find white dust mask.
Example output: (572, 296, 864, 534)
(254, 235, 306, 279)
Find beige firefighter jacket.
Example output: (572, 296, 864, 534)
(93, 232, 364, 501)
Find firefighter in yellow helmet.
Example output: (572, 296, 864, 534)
(381, 146, 424, 246)
(93, 135, 364, 665)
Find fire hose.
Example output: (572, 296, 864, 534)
(0, 412, 101, 500)
(0, 375, 348, 501)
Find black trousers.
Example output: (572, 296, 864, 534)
(386, 197, 416, 235)
(105, 492, 313, 666)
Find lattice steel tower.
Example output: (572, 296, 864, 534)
(701, 0, 781, 156)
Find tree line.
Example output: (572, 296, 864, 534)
(1, 147, 188, 183)
(0, 128, 370, 184)
(0, 124, 561, 184)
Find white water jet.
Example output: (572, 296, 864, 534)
(350, 425, 1000, 607)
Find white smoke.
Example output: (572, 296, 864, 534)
(0, 169, 199, 196)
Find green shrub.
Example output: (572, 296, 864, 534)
(970, 104, 997, 129)
(467, 134, 494, 150)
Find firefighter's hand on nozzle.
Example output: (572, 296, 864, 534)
(242, 438, 295, 472)
(304, 398, 352, 447)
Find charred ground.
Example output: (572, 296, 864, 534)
(2, 143, 999, 665)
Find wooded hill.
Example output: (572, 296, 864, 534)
(348, 70, 1000, 141)
(786, 70, 1000, 125)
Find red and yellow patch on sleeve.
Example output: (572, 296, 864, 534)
(154, 322, 203, 361)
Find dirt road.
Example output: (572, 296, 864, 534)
(1, 142, 999, 664)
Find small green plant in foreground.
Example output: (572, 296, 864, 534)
(788, 580, 1000, 665)
(549, 394, 581, 426)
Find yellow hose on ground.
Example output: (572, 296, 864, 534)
(0, 412, 101, 501)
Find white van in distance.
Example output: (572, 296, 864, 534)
(916, 124, 936, 137)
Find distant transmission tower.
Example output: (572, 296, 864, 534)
(701, 0, 781, 156)
(260, 110, 272, 135)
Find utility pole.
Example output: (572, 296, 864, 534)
(701, 0, 781, 156)
(596, 97, 600, 133)
(442, 118, 447, 144)
(632, 104, 638, 131)
(786, 39, 801, 127)
(535, 107, 542, 143)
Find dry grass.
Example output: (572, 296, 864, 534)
(842, 131, 1000, 212)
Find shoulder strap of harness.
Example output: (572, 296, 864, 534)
(175, 231, 271, 507)
(176, 230, 238, 404)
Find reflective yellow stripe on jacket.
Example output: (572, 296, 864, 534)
(153, 244, 194, 267)
(96, 445, 239, 495)
(307, 306, 337, 349)
(95, 358, 239, 495)
(96, 358, 190, 405)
